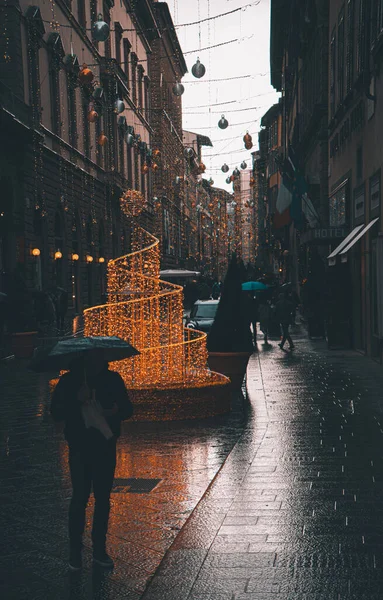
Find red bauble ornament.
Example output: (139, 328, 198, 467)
(245, 141, 253, 150)
(198, 162, 206, 173)
(152, 163, 159, 171)
(141, 164, 149, 174)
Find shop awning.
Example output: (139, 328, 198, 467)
(339, 217, 379, 261)
(327, 218, 379, 266)
(327, 225, 364, 263)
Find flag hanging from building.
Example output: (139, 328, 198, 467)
(273, 147, 320, 230)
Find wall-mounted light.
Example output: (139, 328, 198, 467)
(72, 253, 79, 261)
(54, 251, 63, 260)
(98, 257, 105, 263)
(32, 248, 40, 257)
(86, 255, 94, 263)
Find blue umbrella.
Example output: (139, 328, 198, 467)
(242, 281, 269, 291)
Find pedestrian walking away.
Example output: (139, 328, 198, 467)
(50, 349, 134, 571)
(275, 293, 295, 350)
(258, 298, 271, 344)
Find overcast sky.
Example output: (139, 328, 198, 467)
(167, 0, 280, 191)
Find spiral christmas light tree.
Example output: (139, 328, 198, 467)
(83, 223, 230, 420)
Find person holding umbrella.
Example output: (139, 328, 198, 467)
(41, 337, 138, 571)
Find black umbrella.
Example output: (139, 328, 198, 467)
(30, 336, 140, 372)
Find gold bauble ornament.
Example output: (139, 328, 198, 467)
(87, 110, 98, 123)
(79, 64, 94, 85)
(98, 132, 108, 146)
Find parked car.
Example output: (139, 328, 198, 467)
(185, 299, 219, 333)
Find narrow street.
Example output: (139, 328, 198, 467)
(2, 327, 383, 599)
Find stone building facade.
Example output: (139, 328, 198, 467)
(268, 0, 383, 363)
(149, 1, 187, 268)
(0, 0, 158, 325)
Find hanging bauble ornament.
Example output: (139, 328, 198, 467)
(98, 132, 108, 146)
(79, 64, 94, 85)
(173, 82, 185, 96)
(63, 54, 78, 71)
(233, 167, 240, 178)
(92, 86, 104, 101)
(243, 132, 253, 147)
(125, 132, 134, 146)
(230, 175, 235, 182)
(226, 176, 231, 184)
(198, 162, 206, 173)
(240, 161, 247, 170)
(221, 163, 229, 173)
(92, 13, 110, 42)
(184, 147, 194, 158)
(87, 110, 98, 123)
(114, 99, 125, 114)
(245, 141, 253, 150)
(152, 163, 159, 171)
(218, 115, 228, 130)
(153, 149, 161, 158)
(141, 164, 149, 174)
(191, 57, 206, 79)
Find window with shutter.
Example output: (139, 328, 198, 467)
(123, 39, 131, 87)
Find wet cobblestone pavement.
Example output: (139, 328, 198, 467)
(2, 326, 383, 599)
(142, 328, 383, 600)
(0, 357, 245, 599)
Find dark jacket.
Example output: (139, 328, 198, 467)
(51, 365, 133, 447)
(275, 298, 294, 324)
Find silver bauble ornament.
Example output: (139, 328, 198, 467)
(92, 14, 110, 42)
(191, 57, 206, 79)
(184, 147, 194, 158)
(114, 99, 125, 114)
(218, 115, 228, 129)
(125, 132, 134, 146)
(221, 163, 229, 173)
(240, 161, 247, 170)
(226, 177, 231, 184)
(233, 167, 240, 177)
(173, 82, 185, 96)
